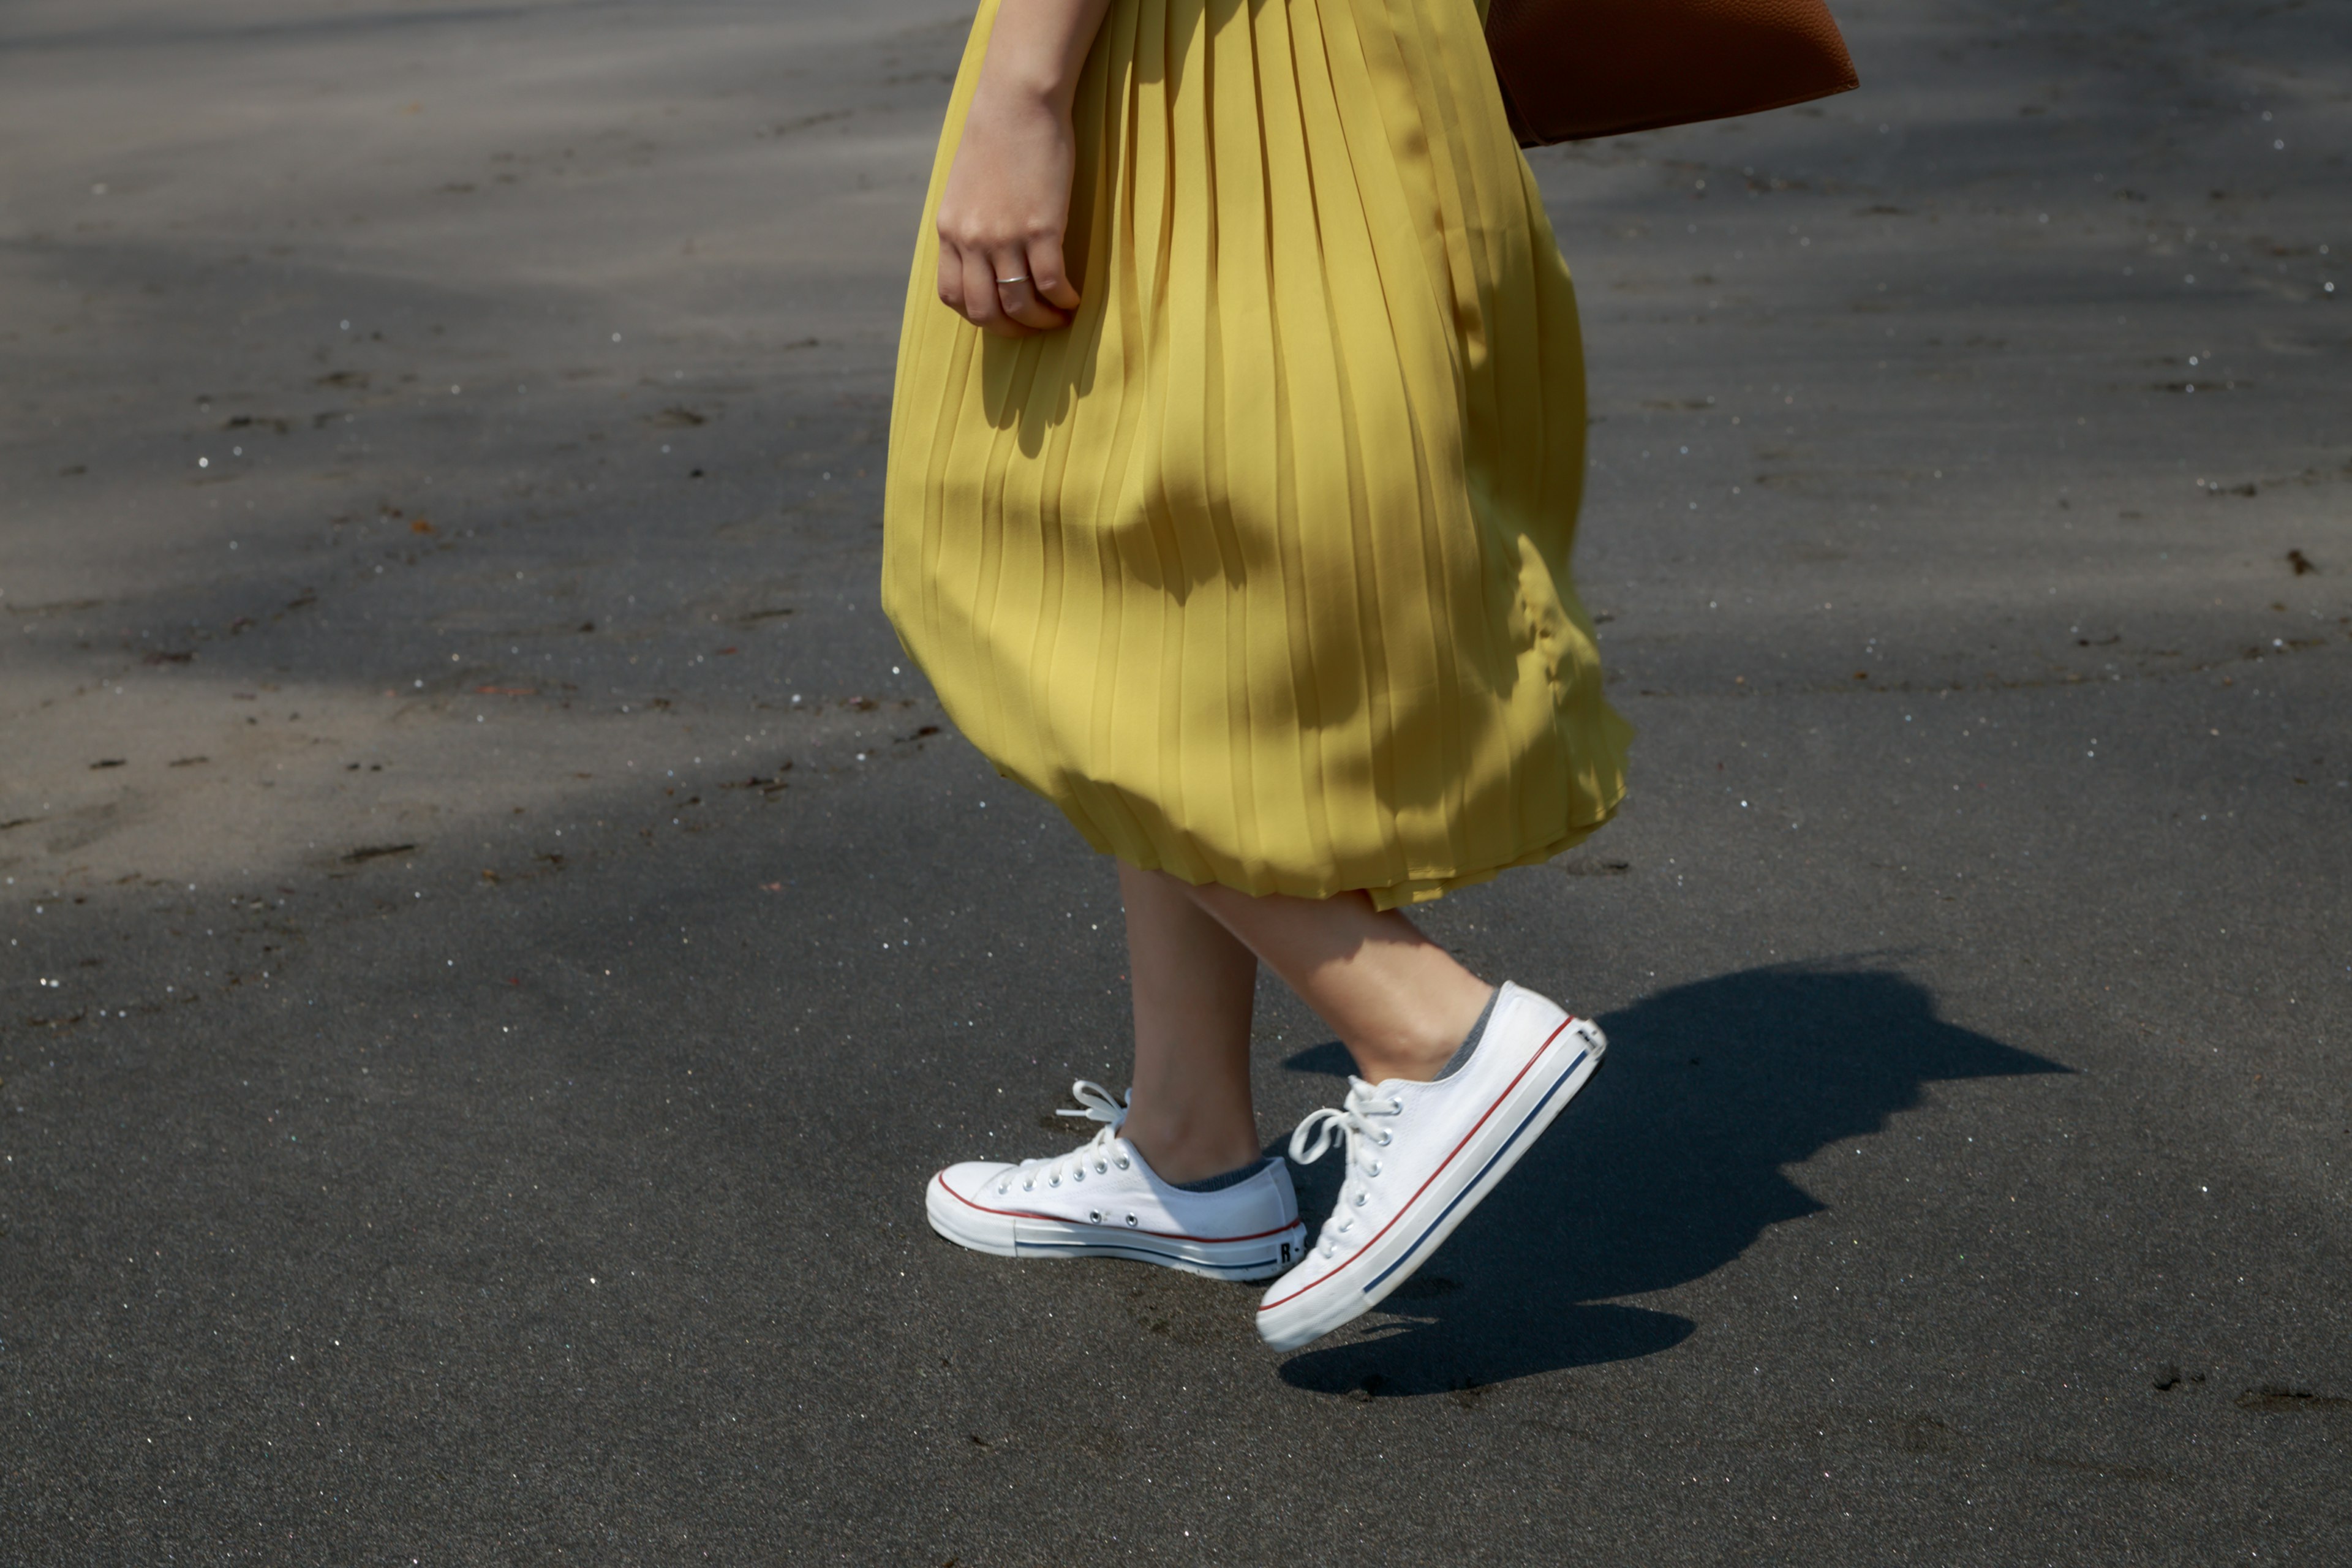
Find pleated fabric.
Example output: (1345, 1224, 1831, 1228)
(881, 0, 1631, 908)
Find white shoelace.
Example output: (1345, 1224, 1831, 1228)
(1288, 1077, 1404, 1256)
(995, 1080, 1133, 1196)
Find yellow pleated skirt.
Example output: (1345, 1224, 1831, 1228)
(882, 0, 1630, 908)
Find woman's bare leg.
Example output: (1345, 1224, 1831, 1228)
(1174, 876, 1494, 1085)
(1115, 862, 1265, 1185)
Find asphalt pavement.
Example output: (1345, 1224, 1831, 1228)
(2, 0, 2347, 1561)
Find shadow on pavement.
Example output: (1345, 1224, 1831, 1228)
(1274, 963, 2066, 1397)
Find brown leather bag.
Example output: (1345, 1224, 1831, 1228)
(1485, 0, 1860, 146)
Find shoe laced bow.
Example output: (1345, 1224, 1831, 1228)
(1287, 1076, 1404, 1257)
(995, 1080, 1133, 1197)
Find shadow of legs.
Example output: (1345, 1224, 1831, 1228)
(1273, 962, 2066, 1396)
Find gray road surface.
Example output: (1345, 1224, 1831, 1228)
(2, 0, 2348, 1561)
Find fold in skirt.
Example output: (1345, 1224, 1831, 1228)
(881, 0, 1630, 908)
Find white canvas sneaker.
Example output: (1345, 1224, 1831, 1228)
(1255, 982, 1605, 1351)
(927, 1082, 1311, 1282)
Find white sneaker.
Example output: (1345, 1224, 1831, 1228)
(1255, 982, 1606, 1351)
(927, 1081, 1310, 1282)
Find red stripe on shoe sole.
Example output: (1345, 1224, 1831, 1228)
(1257, 1014, 1577, 1313)
(931, 1172, 1302, 1245)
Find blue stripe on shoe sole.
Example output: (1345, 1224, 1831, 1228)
(1016, 1239, 1287, 1272)
(1362, 1046, 1594, 1295)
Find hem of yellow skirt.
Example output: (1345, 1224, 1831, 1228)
(1095, 794, 1626, 913)
(1366, 805, 1623, 910)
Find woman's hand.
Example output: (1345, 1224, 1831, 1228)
(934, 0, 1110, 337)
(936, 86, 1083, 337)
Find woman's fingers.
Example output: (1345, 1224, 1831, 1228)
(959, 245, 1026, 336)
(937, 230, 1081, 336)
(943, 238, 1012, 334)
(1024, 231, 1082, 314)
(936, 236, 968, 318)
(990, 244, 1069, 332)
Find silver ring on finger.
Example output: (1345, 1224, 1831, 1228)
(995, 274, 1029, 286)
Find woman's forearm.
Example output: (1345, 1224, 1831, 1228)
(974, 0, 1114, 110)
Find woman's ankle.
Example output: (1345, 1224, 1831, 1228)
(1346, 981, 1497, 1084)
(1121, 1110, 1265, 1188)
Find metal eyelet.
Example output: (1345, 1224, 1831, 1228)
(1115, 1157, 1131, 1169)
(1022, 1180, 1035, 1191)
(1071, 1168, 1084, 1182)
(1352, 1192, 1368, 1207)
(1048, 1174, 1061, 1186)
(1366, 1160, 1382, 1177)
(1094, 1161, 1107, 1174)
(1125, 1213, 1139, 1227)
(1376, 1130, 1393, 1147)
(1338, 1217, 1356, 1232)
(1088, 1209, 1102, 1224)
